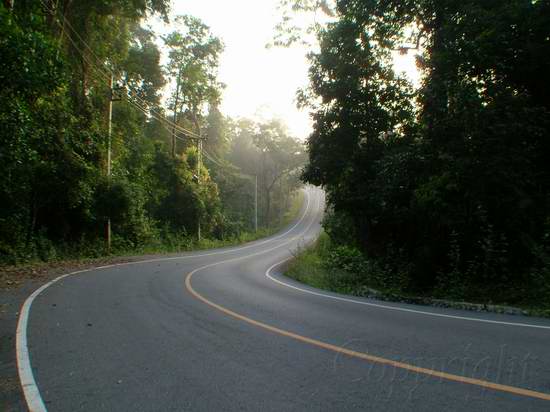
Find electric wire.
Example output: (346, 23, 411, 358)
(40, 0, 202, 140)
(202, 149, 256, 181)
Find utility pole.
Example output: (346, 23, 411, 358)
(106, 73, 113, 252)
(254, 174, 258, 232)
(197, 137, 202, 242)
(171, 68, 182, 158)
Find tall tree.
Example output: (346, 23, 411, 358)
(297, 0, 550, 300)
(254, 120, 306, 226)
(163, 15, 224, 156)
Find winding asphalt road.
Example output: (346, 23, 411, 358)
(17, 187, 550, 411)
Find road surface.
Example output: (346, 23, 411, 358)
(17, 187, 550, 411)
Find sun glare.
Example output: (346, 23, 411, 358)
(150, 1, 421, 141)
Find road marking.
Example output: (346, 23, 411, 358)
(187, 257, 550, 402)
(187, 267, 550, 401)
(265, 260, 550, 330)
(185, 191, 550, 402)
(16, 189, 315, 412)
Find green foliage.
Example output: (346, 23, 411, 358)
(287, 233, 396, 296)
(286, 233, 336, 291)
(0, 2, 306, 267)
(206, 116, 306, 234)
(297, 0, 550, 305)
(163, 14, 224, 149)
(321, 210, 355, 246)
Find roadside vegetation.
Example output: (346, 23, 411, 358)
(0, 190, 305, 290)
(287, 228, 550, 316)
(279, 0, 550, 309)
(0, 2, 306, 267)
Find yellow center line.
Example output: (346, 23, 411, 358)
(186, 270, 550, 401)
(185, 189, 550, 402)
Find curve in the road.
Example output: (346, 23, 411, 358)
(187, 258, 550, 401)
(184, 192, 550, 402)
(16, 189, 314, 412)
(15, 186, 550, 411)
(266, 270, 550, 330)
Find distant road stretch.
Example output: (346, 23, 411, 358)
(18, 186, 550, 411)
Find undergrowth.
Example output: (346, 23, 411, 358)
(1, 190, 305, 269)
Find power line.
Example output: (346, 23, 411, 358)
(38, 1, 216, 244)
(46, 24, 183, 141)
(202, 149, 257, 182)
(202, 149, 225, 168)
(124, 94, 203, 142)
(40, 0, 202, 140)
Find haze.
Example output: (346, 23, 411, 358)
(151, 0, 419, 140)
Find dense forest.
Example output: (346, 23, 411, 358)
(0, 1, 305, 264)
(3, 0, 550, 307)
(285, 0, 550, 305)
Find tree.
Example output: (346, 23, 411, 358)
(204, 104, 228, 158)
(163, 15, 224, 156)
(297, 0, 550, 301)
(0, 1, 306, 264)
(254, 120, 306, 226)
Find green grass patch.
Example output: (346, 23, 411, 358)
(286, 232, 366, 294)
(286, 232, 550, 318)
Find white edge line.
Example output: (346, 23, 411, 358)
(265, 259, 550, 331)
(185, 189, 322, 280)
(16, 188, 314, 412)
(16, 273, 72, 412)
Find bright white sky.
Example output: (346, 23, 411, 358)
(150, 0, 420, 140)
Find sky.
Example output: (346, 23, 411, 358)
(149, 0, 420, 141)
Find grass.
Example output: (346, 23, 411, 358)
(287, 232, 373, 296)
(286, 232, 550, 318)
(287, 247, 326, 287)
(188, 189, 306, 256)
(0, 189, 306, 281)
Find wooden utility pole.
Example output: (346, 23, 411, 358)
(197, 137, 202, 241)
(106, 73, 113, 252)
(255, 174, 258, 232)
(171, 69, 182, 158)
